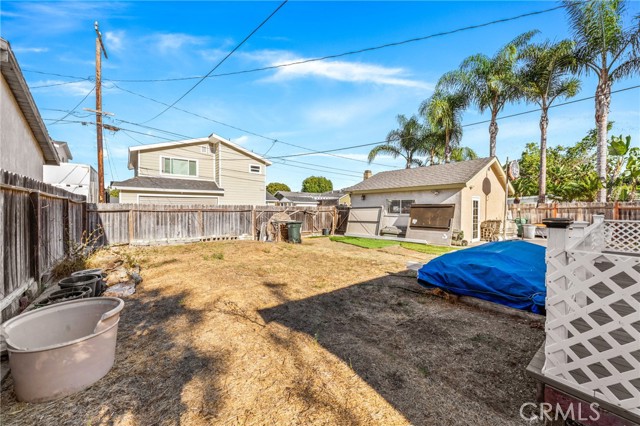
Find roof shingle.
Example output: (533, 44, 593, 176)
(345, 158, 496, 192)
(112, 176, 223, 192)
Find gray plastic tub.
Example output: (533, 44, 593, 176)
(1, 297, 124, 402)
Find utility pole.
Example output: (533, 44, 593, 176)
(95, 21, 108, 202)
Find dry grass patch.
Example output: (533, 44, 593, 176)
(1, 238, 544, 425)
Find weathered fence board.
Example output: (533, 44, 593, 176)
(510, 202, 640, 224)
(1, 170, 86, 320)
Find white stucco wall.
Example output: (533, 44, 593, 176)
(350, 188, 463, 233)
(0, 74, 46, 179)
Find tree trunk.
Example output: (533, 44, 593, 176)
(444, 129, 451, 163)
(537, 105, 549, 205)
(595, 75, 611, 202)
(489, 111, 499, 157)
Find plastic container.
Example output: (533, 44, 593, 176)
(514, 217, 528, 237)
(71, 269, 106, 296)
(287, 221, 302, 243)
(59, 275, 100, 297)
(35, 286, 92, 307)
(523, 224, 536, 239)
(1, 298, 124, 403)
(322, 228, 330, 236)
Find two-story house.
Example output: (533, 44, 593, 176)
(111, 134, 271, 205)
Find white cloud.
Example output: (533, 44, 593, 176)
(232, 135, 250, 145)
(245, 50, 433, 89)
(104, 30, 125, 53)
(12, 47, 49, 53)
(154, 33, 208, 53)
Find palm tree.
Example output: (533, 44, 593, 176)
(518, 39, 581, 204)
(368, 114, 427, 168)
(439, 31, 537, 157)
(450, 147, 478, 162)
(419, 90, 467, 163)
(565, 0, 640, 202)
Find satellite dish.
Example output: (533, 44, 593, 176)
(508, 160, 520, 180)
(482, 177, 491, 195)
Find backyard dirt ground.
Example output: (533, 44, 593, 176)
(1, 237, 545, 426)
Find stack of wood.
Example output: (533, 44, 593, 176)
(480, 220, 502, 241)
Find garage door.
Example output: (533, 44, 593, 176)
(138, 196, 219, 205)
(345, 206, 383, 237)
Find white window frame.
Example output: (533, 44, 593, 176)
(387, 199, 415, 215)
(249, 164, 262, 174)
(471, 196, 481, 242)
(159, 156, 199, 177)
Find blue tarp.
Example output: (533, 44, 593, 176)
(417, 241, 546, 314)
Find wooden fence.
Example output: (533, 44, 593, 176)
(509, 202, 640, 224)
(89, 204, 338, 246)
(1, 170, 86, 320)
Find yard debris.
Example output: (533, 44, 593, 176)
(102, 281, 136, 298)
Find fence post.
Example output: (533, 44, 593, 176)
(62, 198, 70, 255)
(28, 191, 41, 289)
(128, 207, 134, 243)
(613, 201, 620, 220)
(331, 206, 337, 235)
(198, 209, 204, 238)
(251, 205, 256, 240)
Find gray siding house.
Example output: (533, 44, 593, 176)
(1, 38, 59, 180)
(112, 134, 271, 205)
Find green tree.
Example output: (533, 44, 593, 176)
(301, 176, 333, 193)
(266, 182, 291, 195)
(564, 0, 640, 201)
(517, 39, 581, 203)
(368, 114, 429, 168)
(439, 31, 537, 157)
(419, 89, 467, 163)
(450, 147, 478, 162)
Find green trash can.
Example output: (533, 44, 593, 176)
(514, 217, 528, 237)
(287, 221, 302, 243)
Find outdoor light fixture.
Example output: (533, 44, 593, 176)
(361, 194, 366, 200)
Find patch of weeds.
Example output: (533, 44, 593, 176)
(417, 366, 429, 377)
(203, 252, 224, 261)
(470, 333, 492, 344)
(51, 228, 103, 278)
(148, 258, 179, 268)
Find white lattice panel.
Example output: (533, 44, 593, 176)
(604, 220, 640, 254)
(543, 248, 640, 414)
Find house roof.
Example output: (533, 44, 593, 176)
(345, 158, 500, 193)
(127, 133, 272, 168)
(111, 176, 224, 193)
(266, 191, 278, 202)
(53, 141, 73, 162)
(1, 38, 59, 165)
(274, 191, 320, 204)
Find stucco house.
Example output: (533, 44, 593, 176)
(111, 134, 271, 205)
(43, 142, 99, 202)
(345, 158, 511, 244)
(1, 38, 59, 180)
(274, 190, 350, 207)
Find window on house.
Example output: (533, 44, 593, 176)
(162, 157, 197, 176)
(249, 164, 261, 174)
(200, 145, 212, 154)
(388, 199, 414, 214)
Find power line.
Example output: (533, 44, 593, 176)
(22, 69, 92, 80)
(461, 84, 640, 128)
(110, 82, 397, 168)
(142, 0, 288, 123)
(30, 80, 90, 89)
(102, 5, 567, 83)
(48, 85, 95, 125)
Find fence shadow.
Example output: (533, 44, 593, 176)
(259, 274, 544, 425)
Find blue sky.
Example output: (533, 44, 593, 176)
(2, 1, 639, 191)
